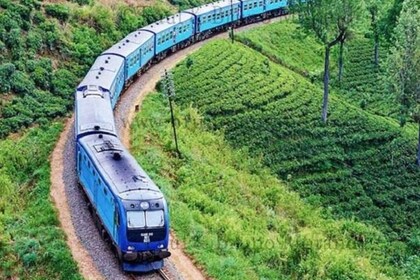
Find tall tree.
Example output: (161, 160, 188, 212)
(386, 0, 420, 166)
(381, 0, 404, 44)
(291, 0, 360, 123)
(366, 0, 381, 66)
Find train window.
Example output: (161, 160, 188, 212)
(103, 187, 107, 195)
(254, 2, 257, 8)
(146, 210, 164, 227)
(127, 211, 146, 228)
(259, 1, 263, 6)
(93, 169, 96, 177)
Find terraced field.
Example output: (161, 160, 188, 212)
(172, 39, 420, 246)
(236, 20, 326, 77)
(340, 38, 398, 118)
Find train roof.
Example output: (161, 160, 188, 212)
(75, 86, 117, 138)
(79, 134, 163, 201)
(185, 0, 241, 15)
(77, 54, 124, 91)
(140, 12, 194, 34)
(103, 31, 153, 57)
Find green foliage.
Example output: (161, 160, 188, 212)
(169, 0, 213, 10)
(131, 92, 409, 279)
(0, 123, 82, 280)
(340, 37, 398, 117)
(385, 0, 420, 124)
(236, 20, 326, 77)
(45, 4, 70, 23)
(172, 40, 420, 253)
(380, 0, 404, 43)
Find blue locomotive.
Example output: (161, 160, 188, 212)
(74, 0, 288, 273)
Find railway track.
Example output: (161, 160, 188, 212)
(128, 268, 172, 280)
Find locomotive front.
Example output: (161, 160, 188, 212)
(118, 188, 171, 272)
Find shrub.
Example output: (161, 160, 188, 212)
(45, 4, 70, 23)
(11, 70, 35, 95)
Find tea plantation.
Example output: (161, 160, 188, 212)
(131, 92, 411, 280)
(172, 40, 419, 264)
(236, 20, 399, 118)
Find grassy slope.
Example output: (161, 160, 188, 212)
(131, 92, 407, 280)
(172, 39, 420, 249)
(0, 123, 82, 280)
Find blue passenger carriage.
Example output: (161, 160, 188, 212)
(140, 13, 195, 59)
(266, 0, 288, 14)
(76, 133, 171, 272)
(242, 0, 265, 19)
(185, 0, 241, 38)
(78, 55, 125, 108)
(103, 31, 155, 81)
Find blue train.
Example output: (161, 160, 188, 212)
(74, 0, 288, 273)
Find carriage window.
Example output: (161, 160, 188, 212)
(259, 1, 263, 6)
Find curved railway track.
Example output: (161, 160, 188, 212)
(50, 15, 287, 280)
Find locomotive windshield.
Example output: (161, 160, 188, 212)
(127, 210, 164, 228)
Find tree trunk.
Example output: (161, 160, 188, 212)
(417, 122, 420, 166)
(338, 40, 344, 83)
(322, 46, 330, 123)
(374, 35, 379, 66)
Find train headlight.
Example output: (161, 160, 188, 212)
(158, 244, 164, 248)
(127, 246, 135, 251)
(140, 202, 149, 210)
